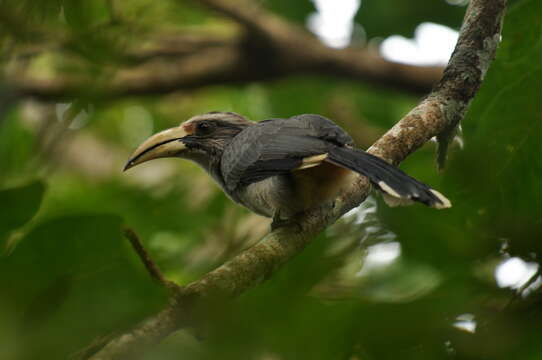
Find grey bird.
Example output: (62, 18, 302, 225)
(124, 112, 451, 227)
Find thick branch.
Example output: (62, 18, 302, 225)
(85, 0, 506, 359)
(10, 42, 441, 101)
(8, 10, 443, 101)
(368, 0, 505, 165)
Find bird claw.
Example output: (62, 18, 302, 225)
(270, 214, 303, 232)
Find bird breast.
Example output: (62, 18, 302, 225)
(234, 175, 296, 218)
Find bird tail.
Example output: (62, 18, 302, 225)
(327, 147, 451, 209)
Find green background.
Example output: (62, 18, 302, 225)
(1, 0, 541, 359)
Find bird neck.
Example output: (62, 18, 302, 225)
(185, 151, 227, 189)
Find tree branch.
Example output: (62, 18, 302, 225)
(7, 3, 444, 101)
(10, 41, 442, 101)
(84, 0, 506, 359)
(124, 228, 180, 291)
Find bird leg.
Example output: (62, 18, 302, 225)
(270, 211, 303, 232)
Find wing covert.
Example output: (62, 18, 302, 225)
(221, 115, 346, 191)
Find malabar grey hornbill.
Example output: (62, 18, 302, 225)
(124, 112, 451, 226)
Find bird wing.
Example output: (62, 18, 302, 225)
(326, 147, 450, 208)
(220, 115, 350, 191)
(221, 114, 450, 209)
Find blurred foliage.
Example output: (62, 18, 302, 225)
(263, 0, 316, 24)
(0, 181, 44, 242)
(0, 214, 168, 360)
(355, 0, 466, 38)
(1, 0, 542, 359)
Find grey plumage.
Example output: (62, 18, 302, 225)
(220, 114, 450, 217)
(125, 112, 451, 224)
(221, 115, 351, 189)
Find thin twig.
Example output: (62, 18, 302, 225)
(124, 227, 180, 291)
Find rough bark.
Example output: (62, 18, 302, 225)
(84, 0, 507, 359)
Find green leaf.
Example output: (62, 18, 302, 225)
(0, 181, 45, 238)
(456, 0, 542, 254)
(355, 0, 465, 38)
(264, 0, 316, 24)
(0, 215, 168, 359)
(10, 0, 63, 23)
(383, 0, 542, 263)
(63, 0, 109, 30)
(375, 3, 542, 358)
(0, 110, 36, 179)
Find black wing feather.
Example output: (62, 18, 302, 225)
(237, 158, 302, 186)
(220, 114, 450, 208)
(221, 115, 348, 191)
(327, 147, 447, 207)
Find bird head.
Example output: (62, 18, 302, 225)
(124, 111, 252, 171)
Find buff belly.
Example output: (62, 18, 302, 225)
(235, 162, 356, 219)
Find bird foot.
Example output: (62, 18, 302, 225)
(270, 215, 303, 232)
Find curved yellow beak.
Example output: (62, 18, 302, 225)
(123, 126, 189, 171)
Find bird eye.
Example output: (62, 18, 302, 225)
(196, 121, 213, 135)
